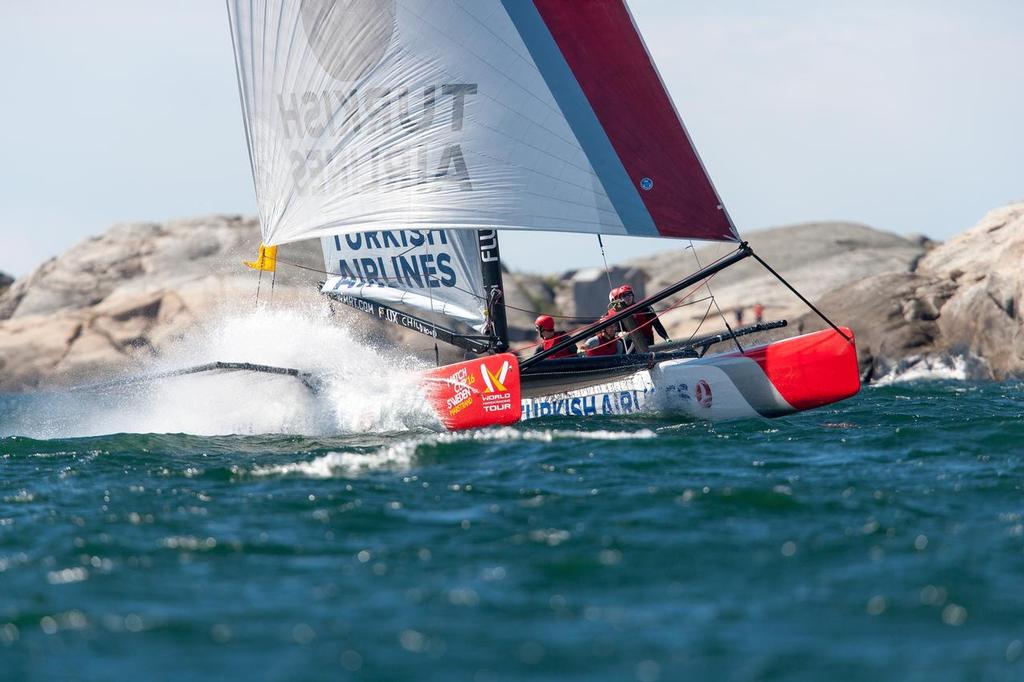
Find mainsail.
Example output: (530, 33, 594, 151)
(227, 0, 739, 246)
(321, 228, 487, 329)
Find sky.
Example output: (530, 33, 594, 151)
(0, 0, 1021, 277)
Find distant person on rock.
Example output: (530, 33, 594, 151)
(582, 315, 624, 357)
(753, 303, 764, 324)
(608, 284, 670, 353)
(734, 307, 744, 326)
(532, 314, 578, 359)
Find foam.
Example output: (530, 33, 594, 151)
(7, 307, 440, 438)
(249, 427, 658, 478)
(872, 353, 991, 385)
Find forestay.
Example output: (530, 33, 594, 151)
(227, 0, 739, 246)
(321, 228, 486, 329)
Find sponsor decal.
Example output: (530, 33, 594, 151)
(328, 230, 459, 290)
(695, 379, 712, 408)
(479, 359, 514, 414)
(640, 177, 654, 191)
(424, 353, 521, 430)
(444, 366, 475, 416)
(520, 388, 651, 420)
(278, 84, 477, 194)
(481, 360, 510, 393)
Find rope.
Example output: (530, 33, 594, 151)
(750, 250, 852, 342)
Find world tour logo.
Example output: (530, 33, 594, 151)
(695, 379, 713, 408)
(480, 359, 514, 414)
(480, 360, 511, 394)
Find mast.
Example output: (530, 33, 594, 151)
(477, 229, 509, 353)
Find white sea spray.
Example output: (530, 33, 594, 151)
(872, 353, 991, 385)
(7, 307, 439, 438)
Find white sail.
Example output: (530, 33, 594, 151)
(320, 228, 486, 329)
(226, 0, 737, 247)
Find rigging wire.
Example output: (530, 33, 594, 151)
(596, 234, 614, 292)
(688, 240, 743, 353)
(423, 239, 441, 366)
(268, 241, 745, 356)
(271, 255, 694, 321)
(272, 243, 742, 357)
(507, 266, 727, 355)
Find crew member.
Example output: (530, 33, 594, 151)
(608, 284, 670, 352)
(533, 314, 578, 359)
(582, 315, 624, 357)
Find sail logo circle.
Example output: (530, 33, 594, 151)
(640, 177, 654, 191)
(695, 380, 712, 408)
(300, 0, 396, 83)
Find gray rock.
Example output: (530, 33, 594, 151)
(623, 221, 928, 341)
(568, 266, 646, 320)
(0, 216, 325, 391)
(4, 204, 1021, 391)
(800, 203, 1024, 381)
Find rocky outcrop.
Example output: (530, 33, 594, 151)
(0, 216, 325, 391)
(2, 205, 1020, 391)
(561, 266, 647, 320)
(0, 272, 12, 298)
(624, 221, 932, 341)
(800, 204, 1024, 381)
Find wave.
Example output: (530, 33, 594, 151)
(871, 352, 991, 385)
(1, 308, 440, 439)
(249, 427, 658, 478)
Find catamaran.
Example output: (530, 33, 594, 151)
(224, 0, 860, 431)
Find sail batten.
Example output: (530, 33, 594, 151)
(227, 0, 738, 246)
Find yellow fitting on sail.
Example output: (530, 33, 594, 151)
(244, 244, 278, 272)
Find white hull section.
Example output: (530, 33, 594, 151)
(519, 327, 862, 422)
(520, 356, 780, 422)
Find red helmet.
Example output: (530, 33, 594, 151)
(619, 284, 634, 298)
(535, 314, 554, 332)
(608, 286, 622, 302)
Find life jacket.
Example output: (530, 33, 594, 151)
(608, 307, 657, 346)
(541, 330, 577, 358)
(632, 309, 658, 345)
(584, 335, 622, 357)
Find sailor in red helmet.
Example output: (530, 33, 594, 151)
(533, 314, 578, 359)
(582, 314, 624, 357)
(608, 284, 671, 353)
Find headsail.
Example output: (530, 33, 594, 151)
(321, 228, 486, 329)
(227, 0, 738, 246)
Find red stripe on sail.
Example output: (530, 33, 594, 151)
(532, 0, 736, 241)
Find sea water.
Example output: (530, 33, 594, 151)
(0, 312, 1022, 681)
